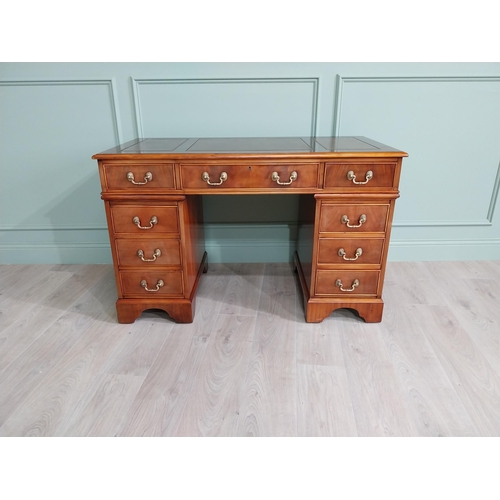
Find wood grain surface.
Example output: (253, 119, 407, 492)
(1, 261, 500, 436)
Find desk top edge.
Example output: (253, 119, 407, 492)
(92, 136, 408, 160)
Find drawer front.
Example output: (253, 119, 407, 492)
(180, 163, 319, 190)
(115, 239, 181, 267)
(319, 204, 389, 233)
(103, 163, 175, 190)
(325, 163, 396, 188)
(317, 238, 385, 265)
(111, 206, 179, 235)
(120, 270, 183, 297)
(315, 270, 380, 296)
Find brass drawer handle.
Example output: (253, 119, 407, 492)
(132, 215, 158, 229)
(341, 214, 366, 228)
(202, 171, 228, 186)
(347, 170, 373, 184)
(271, 171, 298, 185)
(338, 247, 363, 261)
(335, 278, 359, 292)
(140, 279, 164, 292)
(137, 249, 162, 262)
(127, 171, 153, 185)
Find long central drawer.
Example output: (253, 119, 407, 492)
(179, 163, 319, 190)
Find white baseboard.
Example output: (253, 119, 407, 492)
(388, 239, 500, 261)
(0, 243, 113, 264)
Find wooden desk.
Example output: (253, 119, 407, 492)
(93, 137, 407, 324)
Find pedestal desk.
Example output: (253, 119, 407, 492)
(93, 137, 407, 324)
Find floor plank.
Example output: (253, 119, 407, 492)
(0, 265, 53, 306)
(101, 314, 172, 377)
(1, 261, 500, 437)
(55, 373, 145, 437)
(379, 283, 479, 436)
(219, 263, 265, 316)
(0, 318, 130, 436)
(339, 316, 418, 437)
(296, 308, 357, 436)
(0, 268, 74, 333)
(235, 264, 298, 437)
(175, 314, 256, 436)
(429, 273, 500, 380)
(0, 308, 106, 426)
(297, 364, 358, 436)
(117, 265, 230, 436)
(0, 266, 113, 371)
(409, 304, 500, 436)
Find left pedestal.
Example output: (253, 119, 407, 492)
(102, 191, 206, 324)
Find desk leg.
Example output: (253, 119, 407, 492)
(304, 300, 384, 323)
(116, 298, 195, 323)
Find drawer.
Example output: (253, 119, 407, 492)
(324, 163, 396, 188)
(179, 163, 319, 190)
(111, 205, 179, 235)
(120, 270, 183, 297)
(319, 204, 389, 233)
(115, 239, 181, 267)
(103, 163, 175, 190)
(317, 238, 385, 265)
(315, 270, 380, 296)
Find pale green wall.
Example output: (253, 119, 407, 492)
(1, 62, 499, 264)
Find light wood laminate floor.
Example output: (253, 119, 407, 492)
(0, 260, 500, 437)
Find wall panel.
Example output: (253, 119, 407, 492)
(1, 63, 499, 264)
(132, 77, 319, 138)
(335, 76, 500, 225)
(334, 75, 500, 260)
(0, 78, 120, 263)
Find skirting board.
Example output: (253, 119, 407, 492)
(0, 244, 113, 265)
(388, 239, 500, 261)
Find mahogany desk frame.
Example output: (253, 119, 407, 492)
(93, 137, 407, 324)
